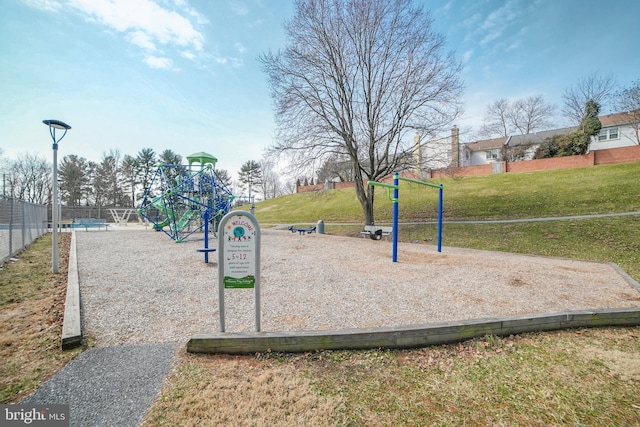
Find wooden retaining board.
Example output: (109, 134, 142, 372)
(188, 308, 640, 354)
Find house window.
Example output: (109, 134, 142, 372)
(485, 150, 499, 160)
(598, 127, 619, 141)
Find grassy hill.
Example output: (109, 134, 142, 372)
(246, 161, 640, 279)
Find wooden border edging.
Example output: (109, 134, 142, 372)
(187, 308, 640, 354)
(610, 262, 640, 292)
(62, 230, 82, 349)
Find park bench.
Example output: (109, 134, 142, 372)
(74, 218, 109, 231)
(288, 226, 317, 235)
(361, 225, 393, 240)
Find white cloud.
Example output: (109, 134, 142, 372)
(145, 55, 174, 69)
(64, 0, 205, 69)
(21, 0, 63, 12)
(230, 1, 249, 16)
(181, 51, 195, 60)
(462, 50, 473, 63)
(127, 30, 157, 51)
(215, 56, 243, 68)
(234, 42, 247, 54)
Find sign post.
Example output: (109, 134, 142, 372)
(218, 210, 261, 332)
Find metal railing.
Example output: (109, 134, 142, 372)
(0, 196, 48, 263)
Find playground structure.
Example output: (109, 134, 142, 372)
(368, 172, 443, 262)
(137, 152, 234, 243)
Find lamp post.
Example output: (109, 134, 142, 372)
(43, 119, 71, 274)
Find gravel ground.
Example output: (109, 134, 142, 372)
(76, 226, 640, 347)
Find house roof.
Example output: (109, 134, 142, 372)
(507, 126, 576, 147)
(463, 136, 508, 152)
(599, 109, 640, 127)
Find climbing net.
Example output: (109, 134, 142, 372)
(137, 162, 234, 242)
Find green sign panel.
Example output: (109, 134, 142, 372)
(223, 276, 255, 289)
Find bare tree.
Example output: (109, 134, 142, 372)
(614, 79, 640, 145)
(7, 153, 51, 204)
(479, 98, 511, 138)
(259, 159, 283, 200)
(509, 95, 556, 134)
(479, 95, 555, 138)
(260, 0, 463, 224)
(316, 153, 355, 183)
(561, 72, 617, 124)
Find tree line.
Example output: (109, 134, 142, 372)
(0, 146, 288, 207)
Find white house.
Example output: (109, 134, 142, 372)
(460, 136, 508, 166)
(459, 109, 640, 166)
(591, 110, 640, 150)
(414, 125, 460, 176)
(505, 127, 576, 161)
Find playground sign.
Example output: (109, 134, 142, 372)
(218, 211, 261, 332)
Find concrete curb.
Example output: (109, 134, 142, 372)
(187, 308, 640, 354)
(62, 230, 82, 349)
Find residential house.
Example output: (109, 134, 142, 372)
(592, 110, 640, 149)
(505, 127, 576, 161)
(459, 136, 508, 167)
(413, 125, 460, 177)
(461, 109, 640, 166)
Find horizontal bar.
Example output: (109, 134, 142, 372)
(397, 176, 443, 189)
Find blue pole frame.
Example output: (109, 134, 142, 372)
(368, 172, 444, 262)
(392, 173, 399, 262)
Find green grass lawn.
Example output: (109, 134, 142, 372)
(252, 161, 640, 223)
(250, 161, 640, 280)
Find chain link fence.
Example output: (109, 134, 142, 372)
(0, 196, 48, 264)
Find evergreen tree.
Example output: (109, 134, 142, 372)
(120, 154, 138, 207)
(135, 148, 157, 200)
(237, 160, 262, 198)
(58, 154, 90, 206)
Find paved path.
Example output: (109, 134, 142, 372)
(22, 344, 175, 427)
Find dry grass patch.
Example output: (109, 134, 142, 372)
(146, 328, 640, 426)
(0, 233, 82, 403)
(143, 350, 345, 426)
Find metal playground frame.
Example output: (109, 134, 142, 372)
(137, 152, 234, 243)
(368, 172, 443, 262)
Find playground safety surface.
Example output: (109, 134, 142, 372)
(74, 226, 640, 346)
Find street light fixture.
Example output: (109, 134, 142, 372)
(43, 119, 71, 274)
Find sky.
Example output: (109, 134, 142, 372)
(1, 0, 638, 181)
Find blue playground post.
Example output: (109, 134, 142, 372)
(438, 185, 443, 252)
(368, 172, 444, 262)
(392, 172, 399, 262)
(196, 209, 217, 263)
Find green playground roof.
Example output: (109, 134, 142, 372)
(187, 152, 218, 166)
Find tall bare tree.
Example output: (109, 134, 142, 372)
(259, 159, 284, 200)
(509, 95, 556, 135)
(479, 96, 555, 138)
(260, 0, 463, 224)
(614, 79, 640, 145)
(6, 154, 50, 204)
(479, 98, 511, 138)
(561, 72, 617, 124)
